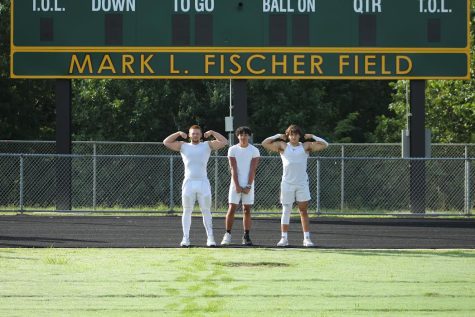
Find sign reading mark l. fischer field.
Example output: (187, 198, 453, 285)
(10, 0, 471, 79)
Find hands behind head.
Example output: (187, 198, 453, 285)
(179, 130, 214, 140)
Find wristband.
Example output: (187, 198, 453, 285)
(312, 135, 329, 146)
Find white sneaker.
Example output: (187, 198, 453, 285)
(277, 237, 289, 247)
(221, 233, 232, 246)
(180, 237, 190, 247)
(303, 238, 315, 247)
(207, 236, 217, 247)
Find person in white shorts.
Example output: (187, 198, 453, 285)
(262, 124, 328, 247)
(221, 127, 260, 246)
(163, 125, 228, 247)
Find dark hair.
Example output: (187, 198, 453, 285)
(285, 124, 303, 137)
(189, 125, 201, 131)
(235, 126, 252, 137)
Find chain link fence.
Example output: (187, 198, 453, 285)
(1, 140, 475, 158)
(0, 152, 473, 215)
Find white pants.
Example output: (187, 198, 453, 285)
(182, 179, 212, 209)
(181, 179, 213, 239)
(280, 181, 311, 204)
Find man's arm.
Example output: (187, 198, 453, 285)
(262, 134, 286, 153)
(242, 157, 260, 194)
(303, 134, 329, 152)
(204, 130, 228, 150)
(228, 156, 242, 193)
(163, 131, 187, 152)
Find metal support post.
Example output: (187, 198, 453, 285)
(93, 142, 97, 210)
(227, 79, 234, 145)
(169, 156, 174, 212)
(465, 146, 472, 215)
(19, 155, 24, 214)
(409, 80, 426, 213)
(55, 79, 72, 211)
(316, 158, 321, 215)
(214, 151, 218, 212)
(340, 145, 345, 211)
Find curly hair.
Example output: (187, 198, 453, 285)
(285, 124, 303, 137)
(235, 126, 252, 137)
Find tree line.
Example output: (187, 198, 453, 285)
(1, 2, 474, 143)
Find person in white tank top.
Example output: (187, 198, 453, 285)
(262, 124, 328, 247)
(281, 141, 309, 186)
(164, 125, 228, 247)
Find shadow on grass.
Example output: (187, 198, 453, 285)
(216, 261, 291, 268)
(317, 249, 475, 258)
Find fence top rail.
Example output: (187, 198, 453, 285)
(1, 140, 475, 146)
(0, 140, 56, 144)
(0, 140, 475, 146)
(0, 140, 163, 145)
(0, 153, 175, 159)
(0, 153, 473, 161)
(291, 156, 474, 161)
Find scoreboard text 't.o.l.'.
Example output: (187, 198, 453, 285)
(11, 0, 471, 79)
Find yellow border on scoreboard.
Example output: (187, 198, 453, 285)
(10, 0, 472, 80)
(10, 50, 471, 80)
(10, 75, 471, 80)
(12, 46, 470, 53)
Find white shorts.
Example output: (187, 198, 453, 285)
(280, 181, 311, 204)
(182, 179, 212, 209)
(228, 184, 255, 205)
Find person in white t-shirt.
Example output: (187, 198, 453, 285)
(221, 126, 260, 246)
(262, 124, 328, 247)
(163, 125, 228, 247)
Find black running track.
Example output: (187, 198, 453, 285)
(0, 216, 474, 248)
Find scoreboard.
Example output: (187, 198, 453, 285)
(10, 0, 471, 79)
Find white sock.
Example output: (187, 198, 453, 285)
(304, 232, 311, 239)
(281, 232, 288, 239)
(182, 208, 192, 238)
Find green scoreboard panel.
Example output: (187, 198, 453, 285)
(11, 0, 471, 79)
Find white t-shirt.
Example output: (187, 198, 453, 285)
(228, 144, 260, 187)
(280, 142, 309, 185)
(180, 142, 211, 180)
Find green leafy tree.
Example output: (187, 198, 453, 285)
(73, 79, 229, 141)
(248, 80, 392, 142)
(375, 3, 475, 143)
(0, 1, 55, 140)
(375, 79, 475, 143)
(248, 80, 328, 140)
(322, 80, 393, 142)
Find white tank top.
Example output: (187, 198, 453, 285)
(280, 142, 309, 185)
(180, 142, 211, 180)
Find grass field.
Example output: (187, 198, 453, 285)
(0, 248, 474, 316)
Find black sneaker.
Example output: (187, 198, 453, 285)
(242, 235, 253, 246)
